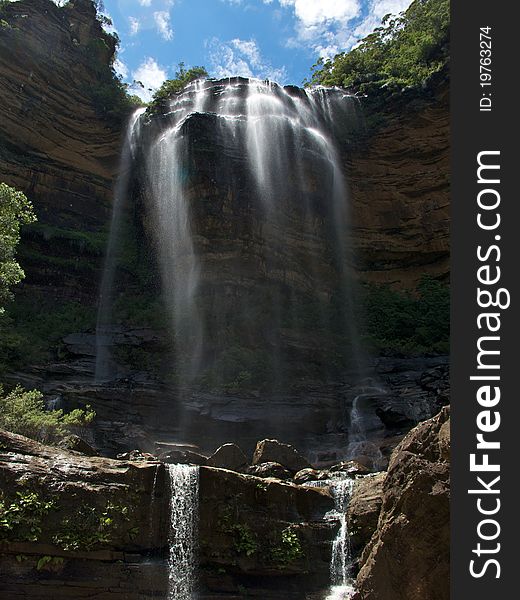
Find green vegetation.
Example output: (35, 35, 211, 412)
(0, 385, 95, 444)
(308, 0, 449, 92)
(361, 275, 450, 355)
(0, 183, 35, 314)
(0, 490, 56, 542)
(0, 487, 137, 551)
(0, 297, 96, 371)
(53, 501, 138, 551)
(270, 527, 304, 564)
(149, 62, 208, 111)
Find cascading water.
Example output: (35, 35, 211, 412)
(346, 386, 387, 470)
(95, 107, 146, 382)
(95, 76, 380, 457)
(326, 477, 356, 599)
(167, 464, 199, 599)
(306, 475, 356, 599)
(139, 77, 362, 393)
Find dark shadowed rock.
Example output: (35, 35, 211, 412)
(199, 466, 336, 596)
(59, 434, 99, 457)
(346, 472, 385, 558)
(293, 468, 331, 484)
(252, 439, 311, 473)
(207, 443, 248, 471)
(247, 462, 292, 480)
(354, 407, 450, 600)
(159, 449, 208, 466)
(330, 460, 371, 476)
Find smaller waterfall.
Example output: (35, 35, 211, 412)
(305, 476, 356, 599)
(326, 477, 356, 599)
(346, 387, 387, 470)
(167, 464, 199, 599)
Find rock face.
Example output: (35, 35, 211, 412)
(0, 428, 169, 599)
(253, 439, 312, 473)
(346, 473, 385, 559)
(348, 72, 450, 287)
(354, 407, 450, 600)
(0, 429, 338, 598)
(198, 466, 336, 597)
(0, 0, 123, 301)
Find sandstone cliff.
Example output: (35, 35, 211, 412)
(0, 0, 124, 301)
(354, 406, 450, 600)
(348, 71, 450, 287)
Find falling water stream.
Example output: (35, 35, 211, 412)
(167, 464, 199, 599)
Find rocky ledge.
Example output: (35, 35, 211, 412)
(0, 430, 338, 599)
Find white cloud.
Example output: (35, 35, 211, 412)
(114, 58, 129, 80)
(208, 37, 287, 83)
(129, 16, 140, 36)
(355, 0, 412, 39)
(139, 0, 153, 6)
(279, 0, 360, 27)
(131, 57, 168, 102)
(153, 10, 174, 40)
(268, 0, 412, 60)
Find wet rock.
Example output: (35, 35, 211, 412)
(207, 443, 248, 472)
(247, 462, 292, 480)
(293, 468, 330, 484)
(330, 460, 371, 476)
(355, 407, 450, 600)
(59, 434, 98, 457)
(199, 466, 336, 595)
(346, 473, 385, 558)
(252, 439, 311, 473)
(159, 449, 208, 466)
(116, 449, 157, 462)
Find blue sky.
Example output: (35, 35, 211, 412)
(98, 0, 413, 100)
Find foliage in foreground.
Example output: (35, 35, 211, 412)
(308, 0, 449, 92)
(0, 183, 35, 315)
(0, 385, 95, 444)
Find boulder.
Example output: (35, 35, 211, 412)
(159, 449, 208, 466)
(293, 468, 330, 484)
(346, 472, 385, 558)
(355, 407, 450, 600)
(207, 443, 248, 472)
(116, 449, 157, 462)
(247, 462, 292, 480)
(59, 434, 99, 457)
(252, 439, 311, 473)
(330, 460, 371, 476)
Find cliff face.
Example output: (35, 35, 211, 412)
(348, 74, 450, 287)
(0, 0, 122, 300)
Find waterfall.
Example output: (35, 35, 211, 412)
(138, 77, 362, 394)
(167, 464, 199, 599)
(346, 387, 387, 470)
(95, 107, 145, 382)
(327, 478, 356, 599)
(306, 475, 357, 599)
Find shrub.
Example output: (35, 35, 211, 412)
(0, 385, 95, 444)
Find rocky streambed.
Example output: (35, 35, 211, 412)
(0, 407, 449, 599)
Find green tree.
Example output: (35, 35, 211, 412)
(308, 0, 449, 92)
(0, 183, 35, 314)
(0, 385, 95, 444)
(150, 62, 208, 109)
